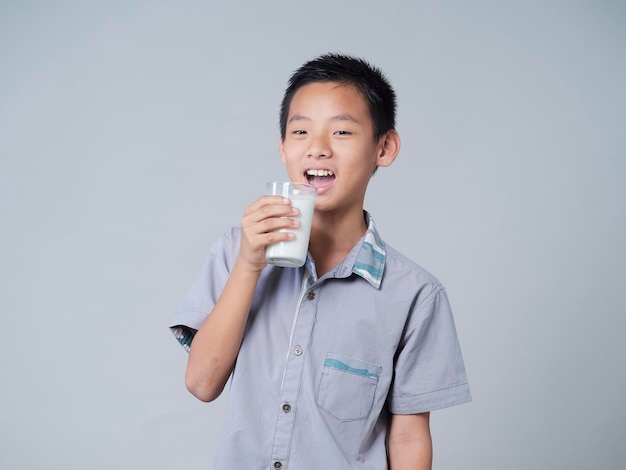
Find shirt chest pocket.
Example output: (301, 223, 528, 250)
(317, 353, 381, 422)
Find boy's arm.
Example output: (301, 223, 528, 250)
(184, 196, 299, 402)
(184, 261, 261, 402)
(388, 412, 432, 470)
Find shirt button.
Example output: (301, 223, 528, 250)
(306, 291, 316, 301)
(282, 403, 292, 413)
(293, 345, 303, 356)
(273, 461, 283, 469)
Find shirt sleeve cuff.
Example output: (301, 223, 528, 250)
(169, 309, 209, 352)
(389, 382, 472, 414)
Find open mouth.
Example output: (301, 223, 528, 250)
(305, 169, 335, 187)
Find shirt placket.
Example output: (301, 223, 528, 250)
(269, 281, 319, 470)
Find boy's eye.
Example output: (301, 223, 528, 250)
(292, 129, 307, 135)
(334, 130, 351, 135)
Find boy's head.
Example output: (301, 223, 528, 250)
(280, 53, 397, 142)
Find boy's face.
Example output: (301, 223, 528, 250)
(279, 81, 398, 216)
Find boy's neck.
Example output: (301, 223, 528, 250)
(308, 209, 368, 277)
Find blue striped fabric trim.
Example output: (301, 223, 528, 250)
(324, 358, 380, 380)
(172, 326, 195, 352)
(304, 256, 318, 283)
(352, 213, 386, 289)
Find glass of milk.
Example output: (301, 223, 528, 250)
(265, 182, 317, 268)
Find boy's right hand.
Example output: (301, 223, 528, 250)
(237, 196, 300, 272)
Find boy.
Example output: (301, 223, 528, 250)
(170, 53, 471, 469)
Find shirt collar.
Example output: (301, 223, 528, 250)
(352, 211, 386, 289)
(304, 211, 386, 288)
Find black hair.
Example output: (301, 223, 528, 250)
(279, 53, 397, 141)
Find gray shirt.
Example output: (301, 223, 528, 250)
(170, 212, 471, 469)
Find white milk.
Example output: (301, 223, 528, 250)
(265, 195, 316, 268)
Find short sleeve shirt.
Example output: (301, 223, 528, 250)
(170, 212, 471, 469)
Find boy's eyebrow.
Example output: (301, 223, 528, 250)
(331, 114, 361, 124)
(288, 114, 362, 124)
(288, 115, 310, 123)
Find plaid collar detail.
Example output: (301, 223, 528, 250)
(352, 212, 386, 289)
(304, 212, 386, 288)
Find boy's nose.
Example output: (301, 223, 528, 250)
(307, 137, 331, 159)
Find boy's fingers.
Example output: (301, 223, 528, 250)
(242, 217, 299, 245)
(256, 216, 300, 234)
(264, 230, 295, 245)
(244, 196, 290, 217)
(243, 201, 299, 228)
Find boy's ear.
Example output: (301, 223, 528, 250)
(279, 139, 286, 165)
(376, 130, 401, 168)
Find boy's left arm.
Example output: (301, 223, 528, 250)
(388, 412, 432, 470)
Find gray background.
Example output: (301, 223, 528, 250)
(1, 1, 624, 469)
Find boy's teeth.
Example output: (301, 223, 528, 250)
(306, 169, 334, 177)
